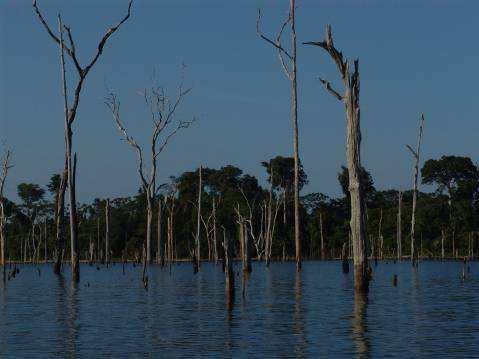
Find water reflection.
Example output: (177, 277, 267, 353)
(352, 292, 370, 358)
(293, 270, 307, 357)
(54, 275, 79, 358)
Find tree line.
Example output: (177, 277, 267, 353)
(1, 154, 478, 267)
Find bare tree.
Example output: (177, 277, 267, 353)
(305, 25, 369, 292)
(0, 147, 13, 283)
(34, 0, 133, 282)
(105, 198, 110, 266)
(257, 0, 302, 271)
(157, 198, 164, 266)
(196, 166, 202, 269)
(406, 114, 425, 266)
(397, 190, 403, 261)
(222, 227, 235, 310)
(106, 74, 194, 266)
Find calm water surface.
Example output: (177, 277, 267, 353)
(0, 261, 478, 358)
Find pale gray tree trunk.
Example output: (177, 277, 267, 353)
(397, 191, 402, 261)
(407, 114, 424, 266)
(105, 198, 110, 266)
(157, 199, 163, 266)
(34, 1, 132, 281)
(305, 26, 369, 292)
(441, 229, 445, 260)
(0, 148, 12, 283)
(257, 0, 302, 271)
(213, 198, 218, 264)
(196, 166, 202, 269)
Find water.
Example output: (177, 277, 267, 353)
(0, 261, 478, 358)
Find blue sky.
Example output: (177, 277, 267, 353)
(1, 0, 478, 202)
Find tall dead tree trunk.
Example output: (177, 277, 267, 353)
(105, 198, 110, 266)
(407, 114, 424, 266)
(34, 0, 132, 282)
(223, 227, 235, 310)
(0, 148, 13, 284)
(305, 25, 369, 292)
(441, 228, 445, 260)
(257, 0, 302, 271)
(397, 190, 402, 261)
(196, 166, 202, 269)
(157, 198, 164, 266)
(213, 197, 218, 264)
(378, 209, 383, 260)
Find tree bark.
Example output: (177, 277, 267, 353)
(157, 198, 164, 266)
(196, 166, 202, 269)
(257, 0, 302, 271)
(0, 148, 12, 283)
(408, 114, 424, 266)
(397, 190, 402, 261)
(105, 198, 110, 266)
(305, 25, 369, 292)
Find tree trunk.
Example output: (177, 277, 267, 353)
(290, 1, 301, 272)
(146, 192, 153, 264)
(223, 228, 234, 310)
(441, 228, 445, 260)
(397, 191, 402, 262)
(304, 26, 368, 291)
(345, 67, 368, 292)
(196, 166, 202, 269)
(157, 198, 163, 266)
(213, 198, 218, 264)
(409, 114, 424, 266)
(105, 198, 110, 266)
(320, 210, 325, 260)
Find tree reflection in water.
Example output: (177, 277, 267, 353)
(352, 292, 370, 358)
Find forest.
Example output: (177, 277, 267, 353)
(2, 153, 478, 267)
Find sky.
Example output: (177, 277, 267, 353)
(1, 0, 478, 203)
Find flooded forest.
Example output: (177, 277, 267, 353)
(1, 1, 479, 357)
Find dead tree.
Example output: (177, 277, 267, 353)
(406, 114, 425, 266)
(257, 0, 302, 270)
(222, 227, 235, 310)
(305, 25, 369, 292)
(105, 198, 110, 266)
(157, 198, 164, 266)
(397, 190, 403, 261)
(441, 228, 445, 260)
(0, 148, 13, 283)
(34, 0, 132, 282)
(195, 166, 202, 269)
(378, 209, 383, 260)
(106, 74, 194, 266)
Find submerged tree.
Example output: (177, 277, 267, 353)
(257, 0, 302, 271)
(406, 114, 425, 265)
(33, 0, 133, 282)
(305, 25, 370, 292)
(106, 72, 195, 265)
(0, 148, 13, 283)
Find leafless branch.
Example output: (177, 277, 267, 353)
(257, 8, 293, 66)
(318, 77, 343, 101)
(303, 25, 347, 78)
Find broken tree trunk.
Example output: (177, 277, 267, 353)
(223, 227, 235, 310)
(407, 114, 424, 266)
(305, 25, 369, 292)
